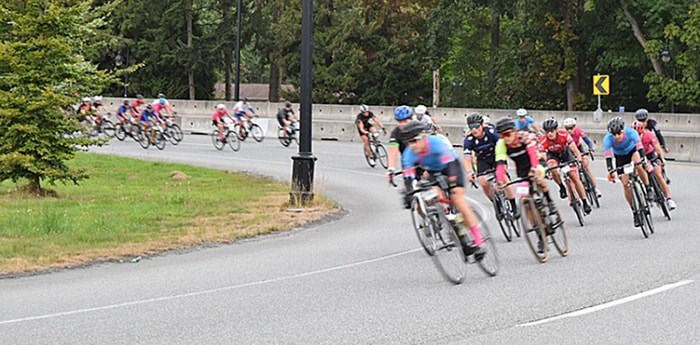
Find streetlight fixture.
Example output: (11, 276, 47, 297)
(114, 50, 128, 98)
(660, 41, 675, 113)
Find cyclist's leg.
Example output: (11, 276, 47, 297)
(359, 133, 370, 156)
(444, 161, 483, 247)
(547, 155, 566, 199)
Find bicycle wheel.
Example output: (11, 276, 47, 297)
(226, 131, 240, 152)
(500, 195, 521, 239)
(278, 128, 291, 147)
(547, 208, 569, 257)
(650, 174, 670, 220)
(473, 209, 499, 277)
(115, 124, 127, 141)
(375, 144, 388, 169)
(153, 131, 166, 150)
(520, 197, 549, 263)
(136, 128, 149, 149)
(250, 124, 264, 142)
(233, 124, 247, 141)
(365, 144, 377, 168)
(494, 196, 513, 242)
(102, 119, 116, 137)
(167, 124, 183, 145)
(632, 180, 651, 238)
(211, 130, 225, 150)
(410, 198, 435, 256)
(430, 212, 467, 284)
(580, 168, 600, 208)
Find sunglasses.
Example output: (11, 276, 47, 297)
(499, 131, 515, 138)
(565, 126, 574, 130)
(468, 124, 481, 130)
(407, 137, 422, 144)
(612, 131, 623, 136)
(545, 128, 557, 133)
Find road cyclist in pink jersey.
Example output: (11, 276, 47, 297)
(632, 121, 676, 210)
(563, 117, 602, 198)
(212, 103, 236, 142)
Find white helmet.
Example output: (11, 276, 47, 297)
(94, 96, 103, 103)
(516, 108, 527, 117)
(216, 103, 226, 110)
(483, 115, 491, 124)
(359, 104, 369, 112)
(563, 117, 576, 128)
(415, 105, 427, 115)
(82, 97, 91, 103)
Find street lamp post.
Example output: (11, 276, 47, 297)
(114, 50, 128, 98)
(661, 43, 675, 113)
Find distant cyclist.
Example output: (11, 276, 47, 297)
(514, 108, 542, 135)
(415, 104, 440, 133)
(563, 117, 602, 198)
(356, 104, 386, 166)
(212, 104, 235, 141)
(277, 101, 298, 136)
(632, 120, 675, 210)
(634, 108, 667, 153)
(386, 105, 414, 184)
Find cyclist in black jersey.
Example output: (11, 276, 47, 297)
(356, 104, 386, 165)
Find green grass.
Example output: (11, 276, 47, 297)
(0, 153, 336, 274)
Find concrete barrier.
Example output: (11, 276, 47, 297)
(102, 97, 700, 162)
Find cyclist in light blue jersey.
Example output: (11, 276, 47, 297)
(514, 108, 542, 135)
(400, 121, 486, 260)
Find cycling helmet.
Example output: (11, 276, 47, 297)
(415, 105, 427, 115)
(393, 105, 413, 121)
(496, 116, 515, 133)
(146, 104, 153, 110)
(466, 113, 483, 125)
(607, 117, 625, 134)
(216, 103, 226, 110)
(359, 104, 369, 112)
(634, 108, 649, 121)
(516, 108, 527, 117)
(542, 118, 558, 131)
(159, 97, 166, 105)
(284, 101, 291, 107)
(122, 100, 129, 105)
(563, 117, 576, 128)
(632, 120, 646, 132)
(157, 93, 165, 98)
(93, 96, 103, 104)
(136, 94, 144, 100)
(400, 121, 426, 141)
(82, 97, 91, 103)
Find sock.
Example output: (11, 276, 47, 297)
(508, 198, 517, 211)
(470, 225, 484, 246)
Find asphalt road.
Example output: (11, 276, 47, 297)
(2, 134, 699, 345)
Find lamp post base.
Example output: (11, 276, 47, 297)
(290, 153, 318, 205)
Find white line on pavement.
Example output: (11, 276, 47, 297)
(518, 279, 694, 327)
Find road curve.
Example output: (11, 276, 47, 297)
(2, 135, 699, 345)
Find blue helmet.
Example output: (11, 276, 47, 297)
(393, 105, 413, 121)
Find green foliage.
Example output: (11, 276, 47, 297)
(0, 0, 117, 192)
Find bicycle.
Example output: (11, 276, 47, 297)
(140, 124, 166, 150)
(476, 169, 521, 242)
(364, 131, 388, 169)
(505, 175, 569, 263)
(645, 157, 671, 221)
(161, 118, 184, 146)
(547, 161, 586, 227)
(618, 161, 654, 237)
(398, 172, 499, 284)
(578, 152, 600, 208)
(211, 122, 241, 152)
(234, 117, 264, 142)
(278, 121, 299, 147)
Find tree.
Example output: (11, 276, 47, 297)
(0, 0, 116, 194)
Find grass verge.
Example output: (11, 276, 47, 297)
(0, 153, 340, 276)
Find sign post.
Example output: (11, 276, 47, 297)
(592, 74, 609, 122)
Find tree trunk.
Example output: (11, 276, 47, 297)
(620, 0, 663, 74)
(186, 0, 195, 100)
(222, 0, 233, 101)
(269, 62, 281, 102)
(488, 9, 500, 87)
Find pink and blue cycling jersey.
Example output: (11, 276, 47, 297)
(401, 135, 457, 179)
(603, 127, 642, 157)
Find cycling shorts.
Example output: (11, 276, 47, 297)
(614, 148, 636, 175)
(427, 160, 465, 189)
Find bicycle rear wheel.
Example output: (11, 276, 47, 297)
(547, 208, 569, 257)
(650, 174, 670, 220)
(410, 198, 434, 256)
(115, 124, 127, 141)
(473, 209, 499, 277)
(211, 130, 225, 150)
(153, 131, 166, 150)
(278, 128, 291, 147)
(430, 212, 467, 284)
(365, 144, 377, 168)
(136, 128, 149, 149)
(520, 197, 549, 263)
(632, 180, 652, 238)
(102, 119, 116, 137)
(375, 144, 388, 169)
(580, 168, 599, 208)
(250, 124, 264, 142)
(227, 131, 241, 152)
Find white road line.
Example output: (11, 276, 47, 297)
(518, 279, 694, 327)
(0, 248, 423, 326)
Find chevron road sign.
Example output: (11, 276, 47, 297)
(593, 74, 610, 96)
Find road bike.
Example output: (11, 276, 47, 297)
(505, 175, 569, 263)
(578, 152, 600, 208)
(161, 118, 184, 146)
(476, 169, 521, 242)
(547, 161, 587, 227)
(645, 157, 671, 221)
(401, 173, 499, 284)
(619, 161, 654, 237)
(364, 131, 388, 169)
(278, 121, 299, 147)
(139, 124, 166, 150)
(211, 122, 241, 152)
(234, 117, 264, 142)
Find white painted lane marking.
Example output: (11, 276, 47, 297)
(0, 248, 423, 326)
(518, 279, 694, 327)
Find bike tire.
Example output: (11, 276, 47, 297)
(520, 197, 549, 263)
(365, 144, 377, 168)
(650, 174, 670, 220)
(102, 119, 116, 137)
(376, 144, 388, 169)
(233, 124, 247, 141)
(227, 131, 240, 152)
(580, 168, 599, 208)
(501, 194, 521, 239)
(548, 208, 569, 257)
(632, 180, 651, 238)
(410, 198, 435, 256)
(115, 125, 127, 141)
(494, 195, 513, 242)
(250, 124, 264, 142)
(167, 124, 183, 145)
(211, 130, 225, 151)
(136, 128, 149, 149)
(154, 131, 166, 150)
(430, 211, 467, 284)
(473, 209, 499, 277)
(278, 128, 291, 147)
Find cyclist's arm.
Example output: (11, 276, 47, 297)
(357, 120, 367, 135)
(494, 141, 508, 183)
(569, 141, 583, 162)
(387, 141, 400, 172)
(372, 116, 385, 130)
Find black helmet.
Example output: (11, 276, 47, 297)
(466, 113, 483, 125)
(607, 117, 624, 134)
(122, 100, 129, 105)
(284, 101, 291, 107)
(400, 121, 426, 142)
(495, 116, 515, 133)
(136, 94, 144, 100)
(542, 118, 558, 131)
(146, 104, 153, 110)
(634, 108, 649, 121)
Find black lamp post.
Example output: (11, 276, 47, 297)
(290, 0, 317, 205)
(234, 0, 242, 101)
(114, 50, 128, 98)
(661, 42, 675, 113)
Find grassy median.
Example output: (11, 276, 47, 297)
(0, 153, 339, 275)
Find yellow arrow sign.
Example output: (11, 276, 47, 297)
(593, 75, 610, 95)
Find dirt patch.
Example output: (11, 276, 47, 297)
(170, 170, 190, 180)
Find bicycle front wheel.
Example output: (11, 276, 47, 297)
(375, 144, 388, 169)
(410, 198, 435, 256)
(167, 124, 183, 145)
(102, 119, 116, 137)
(115, 125, 127, 141)
(227, 131, 241, 152)
(430, 212, 467, 284)
(473, 209, 499, 277)
(548, 208, 569, 257)
(580, 168, 599, 208)
(211, 130, 225, 150)
(650, 174, 670, 220)
(520, 197, 549, 263)
(632, 180, 652, 238)
(250, 124, 264, 142)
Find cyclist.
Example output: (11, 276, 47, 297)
(514, 108, 542, 135)
(494, 117, 557, 222)
(130, 94, 146, 118)
(212, 103, 235, 141)
(563, 117, 602, 198)
(152, 93, 176, 122)
(386, 105, 414, 183)
(539, 119, 592, 215)
(415, 104, 440, 133)
(92, 96, 108, 130)
(632, 121, 676, 210)
(400, 121, 487, 260)
(356, 104, 386, 166)
(138, 104, 157, 133)
(233, 96, 256, 137)
(603, 117, 653, 227)
(463, 113, 518, 219)
(634, 108, 668, 153)
(115, 100, 132, 125)
(277, 101, 298, 136)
